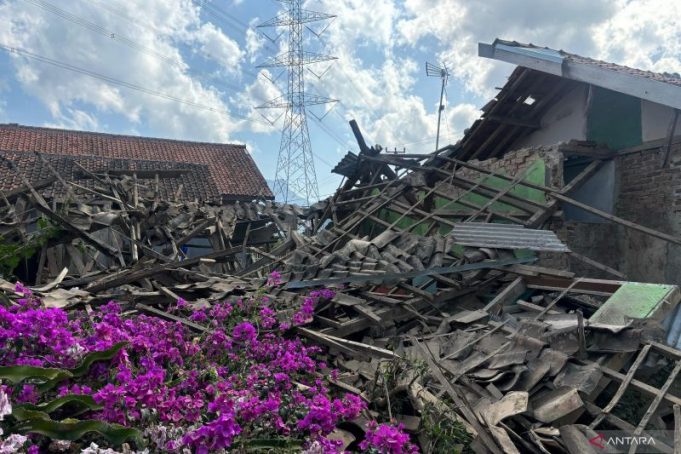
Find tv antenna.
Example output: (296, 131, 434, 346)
(425, 62, 449, 151)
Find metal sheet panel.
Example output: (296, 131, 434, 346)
(451, 223, 570, 252)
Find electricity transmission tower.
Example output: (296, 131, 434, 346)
(257, 1, 337, 205)
(426, 62, 449, 151)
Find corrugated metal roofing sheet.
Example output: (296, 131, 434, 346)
(451, 223, 570, 252)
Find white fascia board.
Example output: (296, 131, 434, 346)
(479, 41, 681, 110)
(478, 42, 563, 76)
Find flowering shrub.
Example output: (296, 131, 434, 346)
(359, 422, 420, 454)
(0, 276, 419, 453)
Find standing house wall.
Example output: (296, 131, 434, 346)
(513, 85, 589, 149)
(482, 144, 681, 284)
(641, 100, 681, 142)
(611, 142, 681, 284)
(496, 84, 681, 283)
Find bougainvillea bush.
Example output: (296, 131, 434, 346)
(0, 276, 419, 453)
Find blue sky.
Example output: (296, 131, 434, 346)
(0, 0, 679, 200)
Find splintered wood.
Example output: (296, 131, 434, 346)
(4, 130, 681, 453)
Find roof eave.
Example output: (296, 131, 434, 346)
(478, 42, 563, 77)
(479, 41, 681, 110)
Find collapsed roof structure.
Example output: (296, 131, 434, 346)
(2, 41, 681, 453)
(0, 124, 274, 201)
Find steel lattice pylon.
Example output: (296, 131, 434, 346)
(257, 0, 336, 206)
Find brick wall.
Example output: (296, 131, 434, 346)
(610, 142, 681, 284)
(448, 142, 681, 284)
(441, 145, 563, 204)
(461, 146, 564, 188)
(617, 148, 678, 227)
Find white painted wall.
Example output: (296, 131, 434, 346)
(511, 84, 589, 150)
(641, 100, 681, 142)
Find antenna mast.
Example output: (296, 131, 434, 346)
(257, 1, 337, 205)
(426, 62, 449, 151)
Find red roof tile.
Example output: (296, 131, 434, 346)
(0, 151, 221, 202)
(0, 124, 273, 200)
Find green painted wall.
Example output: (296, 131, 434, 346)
(372, 158, 548, 237)
(435, 158, 547, 215)
(587, 86, 642, 150)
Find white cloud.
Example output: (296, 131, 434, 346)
(230, 70, 283, 134)
(245, 25, 265, 63)
(301, 0, 443, 149)
(44, 108, 99, 131)
(0, 0, 254, 142)
(310, 0, 402, 48)
(193, 22, 244, 73)
(397, 0, 680, 98)
(592, 0, 681, 75)
(0, 0, 679, 168)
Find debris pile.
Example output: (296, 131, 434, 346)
(3, 126, 681, 453)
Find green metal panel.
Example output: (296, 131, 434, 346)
(587, 86, 642, 150)
(590, 282, 677, 326)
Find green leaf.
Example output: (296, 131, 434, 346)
(15, 395, 102, 418)
(242, 438, 304, 451)
(14, 418, 141, 446)
(0, 343, 127, 393)
(0, 365, 73, 392)
(10, 407, 51, 422)
(70, 342, 127, 377)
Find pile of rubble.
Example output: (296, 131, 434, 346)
(4, 126, 681, 453)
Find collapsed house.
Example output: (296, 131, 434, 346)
(463, 39, 681, 285)
(0, 123, 274, 203)
(0, 124, 288, 282)
(2, 44, 681, 453)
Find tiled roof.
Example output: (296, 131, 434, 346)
(562, 52, 681, 88)
(493, 39, 681, 89)
(0, 151, 221, 202)
(0, 124, 273, 199)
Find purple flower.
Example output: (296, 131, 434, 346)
(14, 282, 31, 296)
(0, 281, 375, 453)
(259, 307, 277, 329)
(232, 321, 257, 343)
(267, 271, 282, 286)
(359, 421, 419, 454)
(183, 412, 241, 453)
(189, 310, 207, 322)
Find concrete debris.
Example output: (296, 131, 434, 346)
(4, 124, 681, 453)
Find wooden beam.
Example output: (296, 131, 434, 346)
(569, 251, 626, 279)
(486, 115, 540, 129)
(590, 344, 652, 429)
(663, 109, 680, 168)
(429, 155, 681, 246)
(483, 277, 525, 312)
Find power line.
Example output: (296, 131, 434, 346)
(198, 0, 277, 52)
(22, 0, 180, 66)
(202, 0, 366, 138)
(308, 112, 353, 150)
(16, 0, 360, 150)
(196, 1, 272, 80)
(87, 0, 163, 34)
(32, 0, 252, 96)
(0, 44, 270, 127)
(256, 0, 336, 206)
